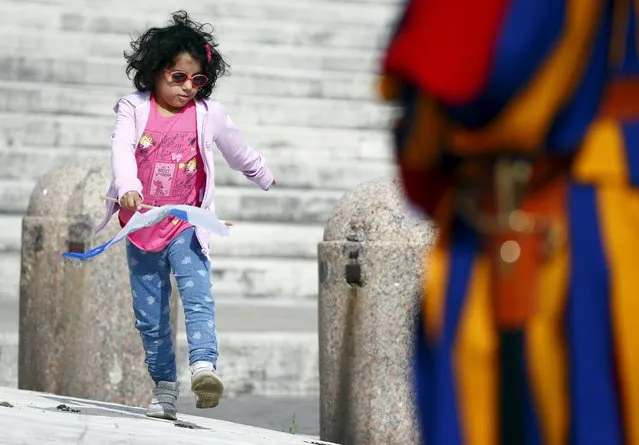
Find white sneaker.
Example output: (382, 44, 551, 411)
(190, 361, 224, 408)
(146, 381, 180, 420)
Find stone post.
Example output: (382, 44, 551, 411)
(318, 177, 436, 445)
(19, 159, 177, 407)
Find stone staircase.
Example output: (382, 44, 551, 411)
(0, 0, 400, 396)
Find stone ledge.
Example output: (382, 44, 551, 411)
(0, 387, 335, 445)
(10, 0, 397, 26)
(0, 217, 326, 258)
(0, 56, 379, 100)
(0, 7, 389, 49)
(177, 332, 319, 398)
(0, 147, 393, 191)
(0, 179, 347, 223)
(1, 28, 379, 73)
(0, 216, 21, 253)
(0, 250, 320, 302)
(0, 330, 320, 398)
(0, 253, 19, 302)
(0, 113, 392, 159)
(0, 81, 392, 130)
(0, 332, 17, 389)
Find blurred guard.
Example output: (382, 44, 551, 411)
(380, 0, 639, 443)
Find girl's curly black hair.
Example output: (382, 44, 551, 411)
(124, 11, 229, 99)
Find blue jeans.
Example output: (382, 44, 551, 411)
(126, 227, 217, 383)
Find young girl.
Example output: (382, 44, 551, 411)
(94, 11, 275, 420)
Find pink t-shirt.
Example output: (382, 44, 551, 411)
(119, 97, 207, 252)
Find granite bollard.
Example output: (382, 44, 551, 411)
(19, 159, 177, 407)
(318, 177, 436, 445)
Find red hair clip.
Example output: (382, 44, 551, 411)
(205, 43, 212, 64)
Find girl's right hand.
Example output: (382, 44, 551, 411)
(120, 191, 142, 210)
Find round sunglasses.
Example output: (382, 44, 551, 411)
(164, 69, 210, 88)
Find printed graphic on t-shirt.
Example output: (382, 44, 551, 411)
(174, 157, 199, 198)
(136, 131, 201, 198)
(137, 134, 154, 171)
(158, 134, 197, 161)
(138, 134, 154, 149)
(151, 163, 175, 196)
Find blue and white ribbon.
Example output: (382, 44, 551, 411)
(62, 204, 230, 260)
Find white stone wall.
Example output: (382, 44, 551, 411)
(0, 0, 401, 395)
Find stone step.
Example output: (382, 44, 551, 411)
(0, 252, 20, 303)
(0, 218, 321, 299)
(0, 299, 318, 396)
(0, 113, 393, 161)
(1, 55, 381, 101)
(0, 332, 319, 398)
(1, 27, 381, 73)
(195, 299, 318, 333)
(0, 218, 323, 301)
(0, 299, 18, 334)
(0, 297, 317, 339)
(0, 215, 22, 253)
(0, 4, 390, 50)
(0, 296, 317, 336)
(1, 247, 318, 301)
(5, 0, 398, 26)
(0, 146, 393, 191)
(0, 296, 17, 392)
(209, 257, 318, 299)
(0, 178, 345, 223)
(0, 332, 18, 389)
(0, 181, 34, 215)
(0, 81, 392, 130)
(176, 331, 318, 397)
(0, 213, 324, 259)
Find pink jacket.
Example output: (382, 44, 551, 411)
(95, 91, 275, 256)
